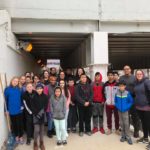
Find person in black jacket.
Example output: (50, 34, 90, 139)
(22, 83, 36, 145)
(75, 73, 93, 137)
(31, 83, 48, 150)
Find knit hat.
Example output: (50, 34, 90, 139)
(36, 83, 44, 89)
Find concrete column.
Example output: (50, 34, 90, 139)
(89, 32, 108, 82)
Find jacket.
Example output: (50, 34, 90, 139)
(91, 73, 104, 103)
(50, 94, 66, 120)
(4, 86, 23, 115)
(103, 81, 118, 106)
(75, 82, 93, 106)
(134, 77, 150, 107)
(115, 90, 133, 112)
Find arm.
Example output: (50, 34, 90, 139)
(63, 96, 66, 115)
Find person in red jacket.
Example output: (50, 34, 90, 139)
(91, 72, 105, 134)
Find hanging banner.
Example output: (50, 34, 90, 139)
(47, 59, 60, 70)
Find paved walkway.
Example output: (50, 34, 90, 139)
(17, 131, 146, 150)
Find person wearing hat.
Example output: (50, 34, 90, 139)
(115, 80, 133, 145)
(31, 83, 48, 150)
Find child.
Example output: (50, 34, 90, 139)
(103, 71, 119, 135)
(67, 78, 78, 133)
(4, 77, 24, 144)
(115, 81, 133, 145)
(59, 80, 71, 134)
(22, 83, 36, 145)
(75, 73, 93, 137)
(31, 83, 48, 150)
(50, 87, 67, 146)
(91, 72, 105, 134)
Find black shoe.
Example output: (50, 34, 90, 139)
(57, 141, 62, 146)
(67, 128, 71, 133)
(62, 140, 67, 145)
(137, 137, 149, 144)
(72, 128, 76, 133)
(26, 139, 31, 145)
(47, 130, 53, 138)
(52, 129, 56, 135)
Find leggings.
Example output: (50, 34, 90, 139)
(34, 124, 44, 142)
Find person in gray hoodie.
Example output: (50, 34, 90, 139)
(50, 86, 67, 146)
(134, 69, 150, 147)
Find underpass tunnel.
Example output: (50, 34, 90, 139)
(109, 33, 150, 70)
(16, 33, 92, 71)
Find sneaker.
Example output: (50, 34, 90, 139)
(115, 129, 120, 135)
(137, 137, 149, 144)
(19, 138, 24, 145)
(57, 141, 62, 146)
(146, 144, 150, 150)
(120, 136, 126, 142)
(127, 138, 133, 145)
(106, 129, 112, 135)
(99, 128, 105, 134)
(79, 132, 84, 137)
(26, 138, 31, 145)
(92, 127, 98, 134)
(62, 140, 67, 145)
(67, 128, 71, 133)
(72, 128, 76, 133)
(86, 132, 92, 136)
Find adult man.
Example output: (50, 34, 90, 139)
(119, 65, 141, 138)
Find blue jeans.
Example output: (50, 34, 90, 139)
(46, 112, 54, 131)
(54, 119, 66, 141)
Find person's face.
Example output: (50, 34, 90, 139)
(108, 73, 114, 81)
(124, 66, 131, 75)
(136, 71, 144, 81)
(50, 77, 56, 85)
(66, 69, 72, 75)
(55, 89, 61, 97)
(44, 71, 49, 78)
(119, 85, 126, 91)
(60, 72, 65, 79)
(60, 80, 65, 88)
(26, 77, 31, 83)
(68, 80, 74, 87)
(34, 76, 39, 83)
(26, 84, 33, 93)
(95, 75, 100, 82)
(80, 75, 87, 83)
(78, 69, 83, 76)
(20, 76, 26, 84)
(12, 78, 19, 87)
(51, 68, 56, 75)
(114, 74, 119, 81)
(25, 73, 31, 77)
(36, 87, 43, 95)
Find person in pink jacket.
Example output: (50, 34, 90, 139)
(59, 80, 71, 135)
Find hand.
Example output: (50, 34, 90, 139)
(5, 111, 9, 116)
(84, 102, 89, 107)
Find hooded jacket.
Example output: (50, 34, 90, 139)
(134, 77, 150, 107)
(115, 90, 133, 112)
(91, 73, 104, 103)
(103, 81, 118, 106)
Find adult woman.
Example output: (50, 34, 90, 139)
(134, 70, 150, 146)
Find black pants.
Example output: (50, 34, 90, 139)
(78, 105, 92, 132)
(10, 113, 24, 138)
(129, 105, 141, 133)
(137, 110, 150, 138)
(68, 105, 78, 129)
(25, 112, 34, 139)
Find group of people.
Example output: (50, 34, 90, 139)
(4, 65, 150, 150)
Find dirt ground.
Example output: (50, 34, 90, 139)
(16, 130, 146, 150)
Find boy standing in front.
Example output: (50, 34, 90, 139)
(115, 81, 133, 145)
(91, 72, 105, 134)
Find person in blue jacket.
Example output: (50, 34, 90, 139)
(115, 80, 133, 145)
(4, 77, 24, 144)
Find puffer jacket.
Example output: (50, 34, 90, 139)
(115, 90, 133, 112)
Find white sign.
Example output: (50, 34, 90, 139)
(47, 59, 60, 70)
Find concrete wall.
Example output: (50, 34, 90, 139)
(0, 10, 40, 148)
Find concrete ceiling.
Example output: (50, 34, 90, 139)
(109, 33, 150, 70)
(16, 33, 89, 64)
